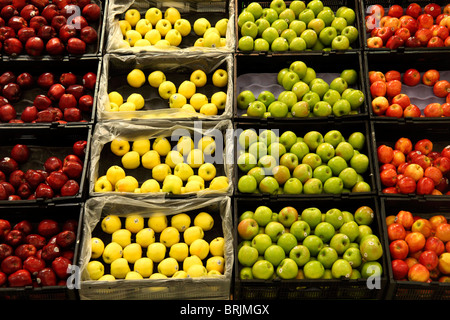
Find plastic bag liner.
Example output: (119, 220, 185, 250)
(105, 0, 235, 53)
(97, 52, 233, 121)
(89, 119, 234, 199)
(79, 195, 233, 300)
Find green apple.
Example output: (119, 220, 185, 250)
(308, 18, 325, 35)
(350, 153, 369, 174)
(323, 89, 341, 106)
(304, 260, 325, 279)
(339, 221, 360, 243)
(348, 132, 365, 151)
(291, 81, 309, 100)
(289, 20, 306, 36)
(323, 130, 343, 148)
(271, 18, 288, 34)
(241, 21, 259, 39)
(303, 235, 324, 256)
(259, 129, 278, 146)
(238, 174, 258, 193)
(310, 78, 329, 98)
(272, 165, 291, 185)
(290, 141, 309, 162)
(338, 167, 358, 189)
(278, 91, 298, 110)
(253, 205, 273, 227)
(313, 164, 333, 183)
(354, 206, 374, 226)
(332, 99, 351, 117)
(345, 89, 365, 110)
(279, 8, 296, 24)
(248, 166, 266, 184)
(313, 101, 332, 117)
(268, 142, 286, 158)
(298, 8, 315, 25)
(262, 8, 278, 25)
(251, 233, 273, 255)
(314, 221, 336, 243)
(300, 29, 317, 48)
(342, 247, 362, 269)
(246, 2, 264, 19)
(237, 152, 257, 172)
(238, 244, 259, 267)
(264, 244, 285, 266)
(319, 26, 337, 46)
(331, 258, 353, 279)
(335, 141, 354, 162)
(249, 141, 268, 160)
(303, 130, 324, 151)
(350, 269, 361, 279)
(301, 67, 316, 85)
(251, 259, 274, 279)
(289, 60, 307, 79)
(327, 155, 348, 176)
(281, 28, 297, 43)
(329, 77, 348, 94)
(302, 92, 321, 110)
(360, 261, 382, 279)
(291, 101, 310, 117)
(338, 7, 356, 25)
(279, 131, 297, 150)
(277, 67, 290, 85)
(238, 10, 255, 28)
(302, 153, 322, 170)
(270, 0, 287, 15)
(276, 258, 299, 279)
(323, 176, 344, 194)
(257, 90, 276, 107)
(255, 18, 270, 36)
(301, 207, 322, 229)
(289, 0, 306, 16)
(342, 211, 354, 223)
(289, 245, 310, 267)
(280, 152, 299, 171)
(307, 0, 324, 16)
(330, 233, 351, 255)
(317, 8, 335, 26)
(352, 181, 371, 193)
(278, 206, 299, 227)
(265, 221, 285, 242)
(340, 68, 358, 86)
(283, 177, 303, 194)
(237, 90, 256, 110)
(277, 232, 297, 254)
(290, 221, 310, 242)
(239, 210, 254, 221)
(259, 176, 279, 194)
(359, 235, 383, 261)
(240, 266, 253, 279)
(262, 26, 279, 45)
(357, 225, 373, 243)
(268, 101, 288, 118)
(331, 17, 347, 34)
(317, 247, 339, 269)
(289, 37, 307, 51)
(281, 71, 300, 90)
(292, 163, 312, 183)
(247, 100, 266, 117)
(238, 129, 258, 150)
(341, 25, 358, 44)
(238, 35, 254, 51)
(331, 35, 350, 50)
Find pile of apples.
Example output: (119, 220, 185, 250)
(107, 66, 228, 116)
(365, 2, 450, 49)
(237, 59, 365, 118)
(0, 140, 86, 200)
(370, 68, 450, 118)
(377, 137, 450, 195)
(118, 6, 228, 49)
(237, 0, 359, 52)
(236, 128, 372, 195)
(0, 0, 101, 56)
(237, 204, 383, 280)
(94, 134, 229, 195)
(0, 69, 96, 123)
(386, 209, 450, 282)
(0, 217, 78, 287)
(86, 211, 225, 280)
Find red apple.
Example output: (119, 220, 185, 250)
(424, 102, 443, 117)
(408, 263, 430, 282)
(385, 70, 401, 82)
(385, 103, 403, 118)
(433, 80, 450, 97)
(37, 219, 59, 238)
(417, 13, 434, 29)
(370, 80, 387, 97)
(403, 104, 421, 117)
(44, 156, 63, 172)
(14, 244, 36, 260)
(81, 3, 100, 21)
(388, 222, 407, 241)
(37, 25, 56, 41)
(396, 210, 414, 229)
(414, 139, 433, 155)
(442, 102, 450, 116)
(82, 71, 96, 90)
(403, 68, 421, 86)
(46, 36, 65, 55)
(79, 25, 97, 44)
(412, 154, 432, 170)
(23, 255, 45, 276)
(386, 80, 402, 97)
(51, 256, 71, 279)
(416, 176, 435, 195)
(36, 267, 57, 286)
(425, 236, 445, 256)
(392, 259, 409, 280)
(380, 168, 398, 187)
(1, 255, 21, 274)
(394, 27, 410, 41)
(66, 37, 86, 54)
(41, 4, 59, 22)
(419, 250, 439, 271)
(25, 233, 46, 249)
(405, 231, 426, 252)
(386, 35, 404, 49)
(372, 96, 389, 115)
(405, 35, 422, 47)
(78, 94, 93, 112)
(388, 4, 403, 18)
(428, 36, 445, 47)
(424, 3, 441, 18)
(47, 83, 65, 101)
(375, 26, 393, 43)
(389, 239, 409, 260)
(60, 179, 79, 196)
(16, 72, 33, 88)
(396, 176, 416, 194)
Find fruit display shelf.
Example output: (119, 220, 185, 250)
(0, 0, 105, 60)
(361, 0, 450, 51)
(234, 119, 377, 199)
(78, 195, 233, 300)
(0, 202, 84, 300)
(0, 57, 101, 126)
(233, 51, 368, 121)
(105, 0, 235, 53)
(380, 197, 450, 300)
(89, 119, 234, 199)
(97, 52, 233, 121)
(372, 120, 450, 198)
(365, 50, 450, 121)
(235, 0, 363, 53)
(0, 124, 91, 204)
(233, 196, 389, 299)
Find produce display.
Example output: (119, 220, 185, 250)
(365, 3, 450, 49)
(236, 59, 365, 118)
(85, 211, 225, 280)
(377, 137, 450, 195)
(0, 0, 102, 56)
(386, 209, 450, 282)
(118, 6, 229, 49)
(237, 0, 359, 51)
(236, 127, 372, 195)
(236, 204, 383, 280)
(0, 69, 97, 123)
(0, 217, 78, 287)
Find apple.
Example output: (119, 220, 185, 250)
(372, 96, 389, 115)
(251, 259, 274, 280)
(392, 259, 409, 280)
(290, 220, 310, 242)
(433, 80, 450, 98)
(277, 206, 298, 228)
(403, 68, 421, 86)
(251, 233, 272, 255)
(264, 244, 285, 267)
(415, 139, 433, 155)
(389, 239, 409, 260)
(289, 245, 310, 267)
(408, 263, 430, 282)
(265, 221, 285, 242)
(237, 218, 259, 241)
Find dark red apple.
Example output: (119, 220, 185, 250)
(0, 71, 15, 86)
(46, 170, 68, 190)
(44, 156, 63, 172)
(79, 25, 96, 44)
(37, 24, 56, 41)
(60, 179, 79, 196)
(8, 16, 27, 32)
(16, 72, 33, 88)
(2, 82, 21, 102)
(45, 37, 64, 55)
(33, 94, 52, 110)
(29, 15, 47, 31)
(58, 23, 76, 42)
(37, 72, 55, 89)
(82, 71, 96, 90)
(20, 4, 39, 21)
(0, 156, 19, 175)
(50, 14, 66, 30)
(58, 93, 77, 110)
(0, 104, 17, 122)
(36, 267, 56, 286)
(3, 37, 23, 55)
(41, 4, 59, 22)
(10, 144, 30, 163)
(47, 83, 65, 101)
(66, 37, 85, 54)
(81, 3, 100, 21)
(37, 219, 59, 237)
(9, 169, 26, 188)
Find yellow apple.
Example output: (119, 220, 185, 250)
(140, 178, 161, 193)
(108, 91, 123, 106)
(158, 80, 176, 99)
(203, 31, 221, 48)
(152, 163, 172, 182)
(184, 180, 204, 193)
(212, 68, 228, 87)
(127, 93, 145, 110)
(177, 80, 196, 99)
(132, 138, 150, 156)
(118, 39, 131, 48)
(94, 176, 113, 192)
(165, 29, 182, 46)
(193, 38, 204, 47)
(124, 9, 141, 27)
(125, 29, 142, 46)
(204, 27, 220, 37)
(127, 68, 146, 88)
(121, 151, 141, 169)
(193, 17, 211, 36)
(188, 175, 205, 187)
(198, 163, 217, 181)
(118, 102, 136, 111)
(110, 138, 130, 156)
(198, 136, 216, 155)
(154, 39, 171, 48)
(181, 104, 196, 113)
(162, 175, 183, 194)
(106, 165, 126, 186)
(155, 18, 172, 37)
(187, 149, 204, 168)
(165, 150, 184, 168)
(169, 93, 187, 108)
(144, 29, 161, 44)
(190, 69, 207, 87)
(200, 103, 218, 116)
(152, 136, 171, 156)
(219, 37, 227, 47)
(119, 20, 131, 36)
(211, 91, 227, 110)
(164, 7, 181, 25)
(148, 70, 166, 88)
(174, 162, 194, 181)
(209, 176, 229, 191)
(176, 136, 194, 156)
(145, 7, 162, 26)
(135, 19, 152, 36)
(215, 18, 229, 37)
(107, 102, 119, 112)
(174, 18, 191, 36)
(115, 176, 139, 192)
(133, 39, 151, 47)
(141, 150, 161, 169)
(190, 93, 209, 111)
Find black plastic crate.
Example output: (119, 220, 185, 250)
(360, 0, 450, 52)
(380, 197, 450, 300)
(364, 51, 450, 121)
(234, 119, 376, 199)
(0, 125, 91, 205)
(0, 202, 84, 300)
(234, 51, 368, 121)
(236, 0, 363, 53)
(372, 120, 450, 198)
(0, 57, 101, 126)
(233, 196, 389, 299)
